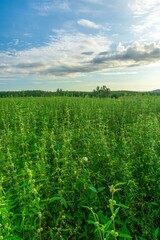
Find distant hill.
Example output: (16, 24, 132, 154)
(149, 89, 160, 95)
(151, 89, 160, 93)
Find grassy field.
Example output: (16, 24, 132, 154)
(0, 96, 160, 239)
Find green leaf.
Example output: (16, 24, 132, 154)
(119, 233, 132, 239)
(115, 182, 125, 187)
(89, 186, 97, 193)
(87, 220, 96, 225)
(116, 203, 129, 209)
(121, 223, 131, 235)
(49, 230, 54, 238)
(153, 228, 159, 239)
(60, 197, 67, 208)
(115, 207, 120, 216)
(104, 220, 112, 231)
(148, 202, 159, 206)
(5, 237, 23, 240)
(49, 196, 60, 202)
(97, 187, 105, 192)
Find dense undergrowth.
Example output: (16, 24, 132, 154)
(0, 96, 160, 239)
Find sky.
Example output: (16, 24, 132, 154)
(0, 0, 160, 92)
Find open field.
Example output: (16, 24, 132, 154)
(0, 96, 160, 239)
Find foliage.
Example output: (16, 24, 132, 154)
(0, 88, 157, 98)
(0, 96, 160, 239)
(85, 183, 132, 240)
(93, 85, 111, 97)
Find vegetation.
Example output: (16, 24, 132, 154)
(93, 85, 111, 98)
(1, 85, 158, 98)
(0, 95, 160, 239)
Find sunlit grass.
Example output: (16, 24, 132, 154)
(0, 96, 160, 239)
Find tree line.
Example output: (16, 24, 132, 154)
(0, 85, 152, 98)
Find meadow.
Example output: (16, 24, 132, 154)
(0, 96, 160, 240)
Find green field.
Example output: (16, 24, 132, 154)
(0, 96, 160, 239)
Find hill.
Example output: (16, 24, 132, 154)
(149, 89, 160, 95)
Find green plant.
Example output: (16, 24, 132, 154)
(85, 183, 132, 240)
(0, 96, 160, 239)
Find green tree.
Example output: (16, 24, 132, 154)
(93, 85, 111, 97)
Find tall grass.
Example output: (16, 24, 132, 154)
(0, 96, 160, 239)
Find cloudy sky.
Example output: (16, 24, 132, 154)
(0, 0, 160, 91)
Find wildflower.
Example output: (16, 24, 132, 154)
(31, 188, 38, 195)
(27, 169, 32, 178)
(111, 230, 119, 237)
(109, 185, 115, 194)
(111, 213, 115, 220)
(82, 157, 88, 162)
(38, 212, 42, 218)
(37, 228, 43, 233)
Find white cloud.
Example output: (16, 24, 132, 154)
(129, 0, 160, 41)
(82, 0, 100, 3)
(77, 19, 104, 30)
(81, 0, 114, 6)
(128, 0, 160, 16)
(116, 43, 126, 53)
(93, 42, 160, 68)
(14, 39, 19, 46)
(1, 38, 160, 78)
(100, 71, 138, 75)
(0, 31, 111, 78)
(31, 0, 70, 15)
(0, 25, 160, 79)
(23, 33, 32, 37)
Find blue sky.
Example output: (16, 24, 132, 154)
(0, 0, 160, 91)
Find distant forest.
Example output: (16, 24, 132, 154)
(0, 86, 159, 98)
